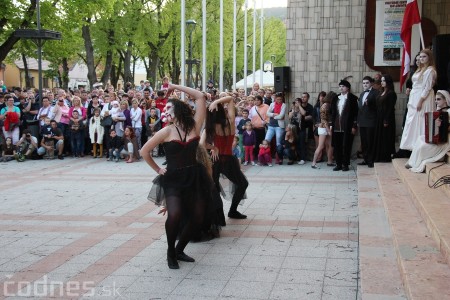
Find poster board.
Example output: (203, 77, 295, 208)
(374, 0, 422, 66)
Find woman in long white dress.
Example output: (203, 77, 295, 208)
(397, 49, 437, 157)
(406, 90, 450, 173)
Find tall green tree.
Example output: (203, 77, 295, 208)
(0, 0, 37, 64)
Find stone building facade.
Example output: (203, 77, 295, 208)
(285, 0, 450, 136)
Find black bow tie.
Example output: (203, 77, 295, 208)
(364, 90, 370, 93)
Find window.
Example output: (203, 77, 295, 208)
(43, 77, 49, 88)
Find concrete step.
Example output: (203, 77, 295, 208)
(357, 167, 407, 300)
(393, 159, 450, 266)
(377, 162, 450, 299)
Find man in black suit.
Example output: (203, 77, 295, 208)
(331, 80, 359, 171)
(357, 76, 379, 168)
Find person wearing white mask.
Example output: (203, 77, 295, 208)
(406, 90, 450, 173)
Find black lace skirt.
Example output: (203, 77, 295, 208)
(148, 163, 226, 238)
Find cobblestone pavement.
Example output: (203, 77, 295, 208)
(0, 157, 359, 299)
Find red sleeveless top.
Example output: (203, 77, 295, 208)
(214, 135, 234, 155)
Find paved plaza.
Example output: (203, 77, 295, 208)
(0, 158, 359, 299)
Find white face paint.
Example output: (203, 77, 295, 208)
(164, 102, 174, 122)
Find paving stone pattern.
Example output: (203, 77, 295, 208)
(0, 158, 359, 299)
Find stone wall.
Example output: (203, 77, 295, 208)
(285, 0, 450, 141)
(286, 0, 450, 99)
(286, 0, 373, 99)
(423, 0, 450, 35)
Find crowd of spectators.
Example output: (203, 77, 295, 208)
(0, 80, 168, 163)
(0, 76, 385, 169)
(1, 60, 447, 171)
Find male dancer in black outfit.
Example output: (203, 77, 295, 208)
(357, 76, 379, 168)
(330, 80, 359, 171)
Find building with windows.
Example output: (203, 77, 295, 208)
(3, 58, 56, 90)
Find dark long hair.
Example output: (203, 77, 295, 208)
(323, 91, 336, 104)
(382, 74, 395, 93)
(315, 91, 326, 108)
(205, 103, 231, 143)
(124, 126, 135, 139)
(169, 98, 195, 134)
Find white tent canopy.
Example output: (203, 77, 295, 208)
(235, 69, 274, 89)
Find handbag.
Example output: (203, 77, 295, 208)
(100, 104, 113, 127)
(26, 114, 39, 125)
(100, 116, 113, 127)
(255, 107, 268, 131)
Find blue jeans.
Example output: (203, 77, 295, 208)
(109, 148, 122, 160)
(71, 131, 83, 156)
(133, 127, 142, 149)
(264, 126, 285, 146)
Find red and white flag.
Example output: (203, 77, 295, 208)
(400, 0, 421, 90)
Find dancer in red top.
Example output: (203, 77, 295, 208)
(202, 93, 249, 219)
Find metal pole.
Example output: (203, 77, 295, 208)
(37, 0, 43, 105)
(202, 0, 207, 91)
(244, 0, 248, 94)
(219, 0, 224, 91)
(188, 30, 193, 88)
(260, 0, 264, 87)
(252, 0, 256, 86)
(180, 0, 186, 93)
(233, 0, 237, 91)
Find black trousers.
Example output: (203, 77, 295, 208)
(359, 126, 375, 164)
(213, 155, 248, 212)
(333, 131, 354, 167)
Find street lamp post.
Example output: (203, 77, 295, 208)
(252, 0, 256, 86)
(186, 19, 197, 88)
(243, 0, 248, 93)
(14, 0, 61, 105)
(247, 44, 252, 75)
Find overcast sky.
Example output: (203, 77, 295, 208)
(255, 0, 287, 9)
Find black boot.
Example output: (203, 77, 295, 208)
(228, 210, 247, 219)
(177, 251, 195, 262)
(167, 250, 179, 269)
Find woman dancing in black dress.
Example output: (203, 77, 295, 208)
(141, 84, 208, 269)
(202, 93, 249, 219)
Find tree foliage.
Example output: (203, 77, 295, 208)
(2, 0, 286, 91)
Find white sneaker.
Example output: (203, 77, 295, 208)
(268, 164, 273, 167)
(298, 160, 305, 165)
(251, 161, 256, 166)
(243, 161, 248, 166)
